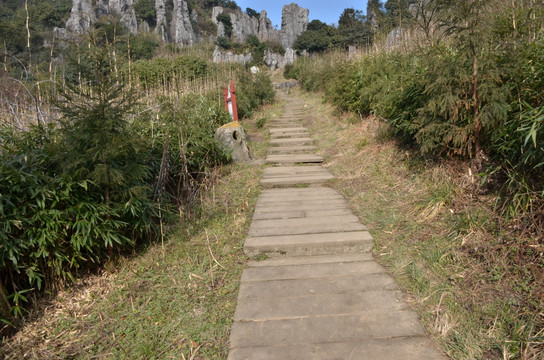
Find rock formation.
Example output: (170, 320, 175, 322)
(280, 3, 308, 49)
(212, 48, 252, 64)
(109, 0, 138, 33)
(61, 0, 309, 59)
(258, 10, 278, 42)
(171, 0, 196, 46)
(65, 0, 95, 33)
(155, 0, 169, 42)
(229, 11, 259, 43)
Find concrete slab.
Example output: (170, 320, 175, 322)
(250, 214, 360, 230)
(247, 253, 374, 267)
(241, 258, 384, 282)
(265, 154, 324, 164)
(260, 175, 334, 185)
(268, 146, 318, 154)
(248, 221, 366, 237)
(251, 208, 353, 220)
(270, 137, 313, 145)
(269, 127, 309, 133)
(244, 231, 373, 256)
(237, 273, 398, 299)
(234, 290, 408, 321)
(228, 337, 448, 360)
(229, 310, 424, 348)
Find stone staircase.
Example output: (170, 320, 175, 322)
(227, 97, 448, 359)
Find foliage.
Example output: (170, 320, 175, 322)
(132, 55, 209, 88)
(294, 20, 341, 53)
(236, 71, 275, 119)
(338, 8, 373, 47)
(215, 35, 232, 49)
(134, 0, 157, 27)
(216, 12, 232, 39)
(290, 0, 544, 225)
(246, 7, 260, 19)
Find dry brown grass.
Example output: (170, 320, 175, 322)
(292, 86, 544, 360)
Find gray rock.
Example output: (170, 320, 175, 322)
(229, 11, 259, 43)
(264, 49, 283, 70)
(216, 124, 252, 162)
(65, 0, 95, 33)
(171, 0, 196, 46)
(155, 0, 169, 42)
(109, 0, 138, 33)
(258, 10, 279, 42)
(264, 48, 297, 70)
(280, 3, 309, 49)
(213, 47, 252, 64)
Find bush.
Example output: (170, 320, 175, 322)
(236, 72, 275, 118)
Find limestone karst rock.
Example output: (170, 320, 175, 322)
(171, 0, 196, 46)
(109, 0, 138, 33)
(280, 3, 309, 49)
(155, 0, 169, 42)
(65, 0, 95, 33)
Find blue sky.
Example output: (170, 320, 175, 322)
(233, 1, 369, 27)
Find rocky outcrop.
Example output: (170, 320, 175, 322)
(213, 48, 252, 64)
(155, 0, 169, 42)
(258, 10, 278, 42)
(280, 3, 308, 49)
(171, 0, 196, 46)
(229, 11, 259, 43)
(66, 0, 138, 33)
(109, 0, 138, 33)
(65, 0, 95, 33)
(264, 48, 297, 70)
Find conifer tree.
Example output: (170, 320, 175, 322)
(55, 29, 149, 207)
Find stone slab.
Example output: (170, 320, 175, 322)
(260, 175, 333, 185)
(269, 127, 309, 133)
(270, 137, 313, 145)
(265, 154, 323, 164)
(229, 310, 424, 348)
(234, 290, 408, 321)
(228, 336, 448, 360)
(251, 208, 353, 220)
(248, 221, 366, 237)
(244, 231, 373, 256)
(268, 146, 317, 154)
(249, 214, 360, 230)
(237, 273, 398, 299)
(247, 253, 374, 267)
(241, 258, 384, 282)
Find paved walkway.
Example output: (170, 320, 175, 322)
(227, 98, 448, 359)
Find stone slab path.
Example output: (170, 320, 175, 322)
(227, 97, 448, 359)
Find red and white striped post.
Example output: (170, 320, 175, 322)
(223, 80, 239, 124)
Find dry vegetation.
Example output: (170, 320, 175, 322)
(294, 87, 543, 359)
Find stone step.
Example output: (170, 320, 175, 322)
(270, 137, 313, 146)
(248, 221, 366, 237)
(249, 214, 360, 230)
(269, 127, 309, 134)
(265, 154, 323, 164)
(229, 310, 424, 348)
(244, 231, 373, 257)
(268, 145, 317, 154)
(228, 337, 447, 360)
(234, 290, 408, 321)
(237, 273, 398, 299)
(252, 208, 353, 220)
